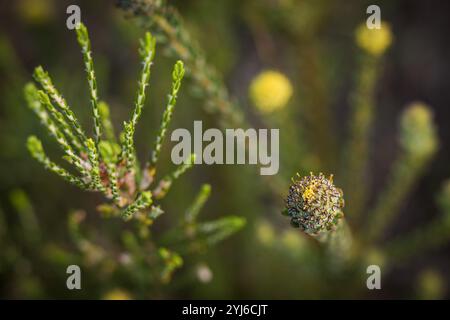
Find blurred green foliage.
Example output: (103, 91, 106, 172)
(0, 0, 449, 299)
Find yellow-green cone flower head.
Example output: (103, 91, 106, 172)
(285, 173, 344, 235)
(355, 22, 393, 56)
(400, 102, 438, 157)
(249, 70, 293, 113)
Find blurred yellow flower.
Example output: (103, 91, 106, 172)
(103, 288, 132, 300)
(355, 22, 393, 56)
(249, 70, 293, 113)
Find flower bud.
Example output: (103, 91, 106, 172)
(400, 102, 438, 157)
(285, 173, 344, 235)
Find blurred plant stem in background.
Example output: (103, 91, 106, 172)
(9, 189, 41, 245)
(365, 103, 438, 242)
(383, 179, 450, 263)
(385, 213, 450, 263)
(295, 44, 337, 171)
(0, 33, 32, 188)
(342, 22, 393, 223)
(341, 54, 380, 222)
(0, 34, 26, 83)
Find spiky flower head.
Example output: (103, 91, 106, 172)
(355, 22, 393, 56)
(249, 70, 293, 113)
(400, 102, 438, 157)
(285, 173, 344, 235)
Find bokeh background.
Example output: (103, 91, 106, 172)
(0, 0, 449, 299)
